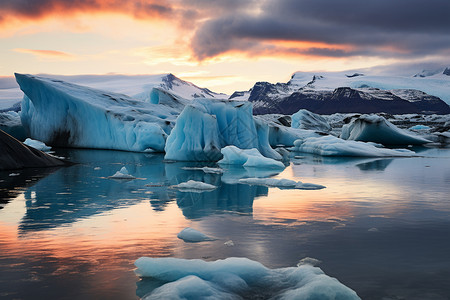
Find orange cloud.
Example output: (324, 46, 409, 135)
(14, 48, 76, 60)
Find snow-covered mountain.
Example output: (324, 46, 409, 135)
(0, 73, 228, 111)
(231, 69, 450, 115)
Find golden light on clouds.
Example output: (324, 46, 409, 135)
(14, 48, 76, 60)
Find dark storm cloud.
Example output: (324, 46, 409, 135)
(0, 0, 177, 21)
(191, 0, 450, 60)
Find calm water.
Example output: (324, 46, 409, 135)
(1, 147, 450, 299)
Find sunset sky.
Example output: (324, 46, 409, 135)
(1, 0, 449, 93)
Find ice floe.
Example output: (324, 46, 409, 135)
(293, 135, 417, 157)
(177, 227, 214, 243)
(134, 257, 360, 300)
(238, 177, 325, 190)
(172, 180, 217, 192)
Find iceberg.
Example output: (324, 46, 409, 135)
(0, 111, 27, 140)
(23, 138, 51, 152)
(16, 74, 178, 152)
(239, 177, 326, 190)
(291, 109, 331, 132)
(177, 227, 214, 243)
(135, 257, 360, 300)
(293, 135, 417, 157)
(218, 146, 285, 169)
(182, 166, 224, 174)
(340, 115, 431, 145)
(164, 99, 281, 161)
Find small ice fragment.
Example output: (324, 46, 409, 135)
(23, 138, 52, 152)
(297, 257, 322, 267)
(224, 240, 235, 247)
(9, 173, 20, 177)
(295, 182, 326, 190)
(108, 166, 136, 179)
(182, 167, 223, 174)
(177, 227, 214, 243)
(368, 228, 379, 232)
(94, 167, 101, 170)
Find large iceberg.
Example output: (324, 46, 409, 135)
(16, 74, 178, 152)
(135, 257, 360, 299)
(293, 135, 417, 157)
(340, 114, 431, 145)
(164, 99, 281, 161)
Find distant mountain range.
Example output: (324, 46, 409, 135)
(1, 68, 450, 115)
(230, 68, 450, 115)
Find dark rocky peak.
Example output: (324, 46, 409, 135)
(331, 87, 363, 100)
(443, 67, 450, 76)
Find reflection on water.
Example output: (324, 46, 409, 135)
(0, 147, 449, 299)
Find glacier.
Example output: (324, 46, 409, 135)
(340, 115, 431, 145)
(134, 257, 360, 300)
(16, 74, 178, 152)
(164, 99, 281, 161)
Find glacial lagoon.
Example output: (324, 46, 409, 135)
(1, 146, 449, 299)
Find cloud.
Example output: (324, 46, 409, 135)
(190, 0, 450, 60)
(14, 48, 76, 60)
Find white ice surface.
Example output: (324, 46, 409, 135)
(177, 227, 214, 243)
(293, 135, 417, 157)
(218, 146, 285, 169)
(340, 115, 431, 145)
(172, 180, 217, 192)
(182, 167, 224, 174)
(23, 138, 51, 152)
(238, 177, 325, 190)
(135, 257, 360, 300)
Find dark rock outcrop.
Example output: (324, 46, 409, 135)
(0, 129, 68, 170)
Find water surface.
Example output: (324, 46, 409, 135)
(1, 147, 449, 299)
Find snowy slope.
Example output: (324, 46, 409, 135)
(235, 69, 450, 115)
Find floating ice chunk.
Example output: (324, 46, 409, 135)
(23, 138, 51, 152)
(297, 257, 322, 267)
(16, 74, 176, 152)
(182, 166, 224, 174)
(218, 146, 285, 169)
(164, 99, 281, 161)
(368, 228, 379, 232)
(109, 166, 136, 179)
(341, 114, 431, 145)
(239, 177, 326, 190)
(173, 180, 217, 192)
(177, 227, 214, 243)
(224, 240, 235, 247)
(94, 167, 101, 170)
(134, 257, 360, 299)
(9, 173, 20, 176)
(292, 109, 331, 132)
(295, 182, 326, 190)
(293, 135, 417, 157)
